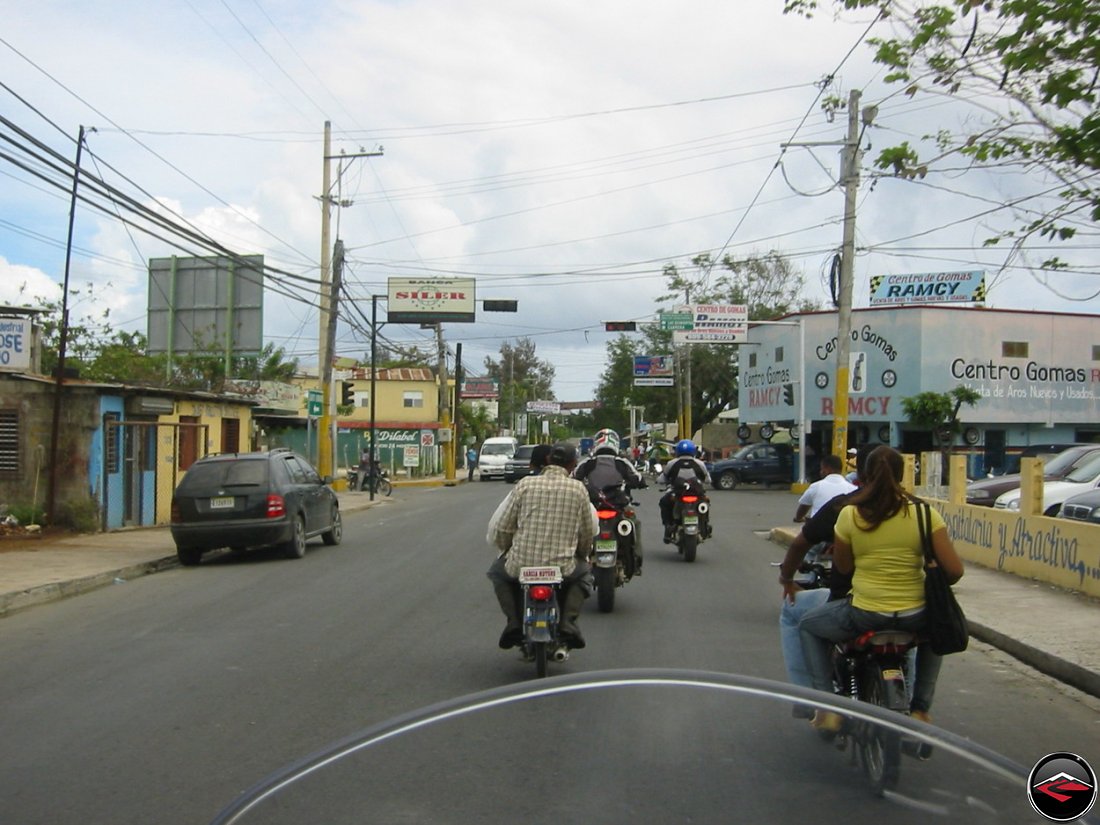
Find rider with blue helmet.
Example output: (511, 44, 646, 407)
(657, 439, 711, 542)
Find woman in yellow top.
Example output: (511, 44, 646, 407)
(798, 445, 965, 732)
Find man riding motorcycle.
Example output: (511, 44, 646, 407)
(573, 429, 647, 572)
(487, 442, 595, 650)
(657, 439, 711, 543)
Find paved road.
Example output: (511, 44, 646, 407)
(0, 482, 1096, 824)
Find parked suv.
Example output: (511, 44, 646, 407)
(709, 442, 794, 490)
(504, 444, 539, 483)
(170, 448, 342, 566)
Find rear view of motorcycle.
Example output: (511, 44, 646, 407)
(669, 477, 710, 562)
(517, 566, 572, 677)
(591, 486, 641, 612)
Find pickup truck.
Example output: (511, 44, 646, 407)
(709, 442, 794, 490)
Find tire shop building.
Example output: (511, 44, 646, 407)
(739, 305, 1100, 477)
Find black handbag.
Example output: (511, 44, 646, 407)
(915, 499, 969, 655)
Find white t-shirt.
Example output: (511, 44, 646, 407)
(797, 473, 858, 517)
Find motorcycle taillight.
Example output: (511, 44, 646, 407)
(529, 585, 554, 602)
(596, 509, 618, 520)
(681, 495, 699, 503)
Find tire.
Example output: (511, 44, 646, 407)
(859, 668, 901, 796)
(321, 507, 342, 545)
(176, 546, 202, 566)
(378, 478, 393, 497)
(283, 515, 307, 559)
(716, 471, 739, 491)
(595, 566, 616, 613)
(680, 533, 698, 563)
(534, 642, 548, 678)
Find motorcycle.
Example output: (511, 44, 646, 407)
(591, 485, 642, 613)
(827, 629, 925, 796)
(346, 466, 392, 496)
(668, 476, 710, 562)
(517, 565, 571, 678)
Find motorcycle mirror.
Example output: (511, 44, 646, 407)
(653, 463, 663, 473)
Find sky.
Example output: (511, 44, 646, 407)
(1, 0, 1096, 404)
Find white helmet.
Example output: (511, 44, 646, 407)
(593, 428, 620, 456)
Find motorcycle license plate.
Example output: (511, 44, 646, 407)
(683, 515, 699, 526)
(883, 668, 905, 683)
(519, 566, 563, 584)
(209, 496, 234, 510)
(596, 552, 617, 566)
(595, 539, 617, 551)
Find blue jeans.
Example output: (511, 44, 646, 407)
(798, 597, 942, 713)
(780, 588, 830, 688)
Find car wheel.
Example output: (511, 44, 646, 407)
(716, 471, 739, 491)
(177, 546, 203, 566)
(321, 507, 342, 545)
(283, 514, 307, 559)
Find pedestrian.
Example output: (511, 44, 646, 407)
(466, 445, 478, 481)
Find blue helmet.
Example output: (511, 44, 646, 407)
(675, 439, 696, 456)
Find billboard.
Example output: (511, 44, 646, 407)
(633, 355, 674, 387)
(387, 278, 476, 324)
(147, 255, 264, 355)
(0, 317, 31, 372)
(671, 304, 748, 343)
(869, 271, 986, 306)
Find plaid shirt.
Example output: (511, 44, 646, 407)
(491, 465, 595, 578)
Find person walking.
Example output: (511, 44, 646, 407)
(466, 445, 478, 481)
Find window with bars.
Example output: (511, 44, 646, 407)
(403, 391, 424, 408)
(0, 409, 19, 478)
(104, 413, 121, 474)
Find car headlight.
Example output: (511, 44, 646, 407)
(967, 489, 990, 501)
(1007, 500, 1020, 511)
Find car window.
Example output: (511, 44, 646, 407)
(482, 444, 514, 456)
(283, 456, 308, 484)
(1065, 452, 1100, 483)
(290, 456, 322, 484)
(179, 459, 267, 490)
(513, 446, 535, 461)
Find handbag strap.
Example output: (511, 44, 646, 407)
(913, 497, 935, 565)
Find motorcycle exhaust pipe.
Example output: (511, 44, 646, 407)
(617, 519, 633, 536)
(552, 646, 570, 662)
(698, 501, 709, 514)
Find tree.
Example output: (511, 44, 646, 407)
(901, 385, 982, 481)
(483, 338, 555, 430)
(783, 0, 1100, 268)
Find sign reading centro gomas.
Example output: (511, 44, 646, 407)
(672, 304, 748, 344)
(387, 278, 476, 323)
(869, 270, 985, 306)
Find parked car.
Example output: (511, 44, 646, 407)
(477, 436, 518, 481)
(709, 442, 794, 490)
(170, 448, 342, 565)
(504, 444, 539, 483)
(994, 450, 1100, 516)
(1059, 488, 1100, 524)
(966, 444, 1100, 507)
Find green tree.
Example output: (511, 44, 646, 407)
(483, 338, 556, 431)
(901, 385, 982, 481)
(783, 0, 1100, 267)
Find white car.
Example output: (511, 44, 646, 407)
(994, 451, 1100, 516)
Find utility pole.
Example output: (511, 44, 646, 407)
(46, 125, 88, 525)
(436, 323, 455, 482)
(316, 121, 382, 478)
(831, 88, 862, 461)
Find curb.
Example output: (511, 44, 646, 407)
(0, 556, 179, 619)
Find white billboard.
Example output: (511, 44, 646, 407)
(387, 278, 476, 323)
(0, 318, 31, 371)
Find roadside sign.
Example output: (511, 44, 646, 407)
(672, 304, 748, 343)
(403, 445, 421, 467)
(868, 270, 986, 306)
(633, 355, 674, 377)
(526, 400, 561, 414)
(659, 311, 693, 331)
(307, 400, 322, 416)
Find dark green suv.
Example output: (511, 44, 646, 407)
(170, 449, 342, 565)
(710, 442, 795, 490)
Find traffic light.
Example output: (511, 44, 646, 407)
(340, 381, 355, 406)
(782, 383, 794, 406)
(483, 299, 518, 312)
(604, 321, 637, 332)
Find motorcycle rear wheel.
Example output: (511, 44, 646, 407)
(594, 567, 616, 613)
(858, 668, 901, 795)
(533, 642, 548, 678)
(680, 533, 698, 563)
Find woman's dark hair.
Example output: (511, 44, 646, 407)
(846, 445, 908, 530)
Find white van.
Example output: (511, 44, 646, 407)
(478, 437, 519, 481)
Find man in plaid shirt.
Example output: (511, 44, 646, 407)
(488, 442, 595, 650)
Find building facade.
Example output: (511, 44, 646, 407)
(739, 306, 1100, 475)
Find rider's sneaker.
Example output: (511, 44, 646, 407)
(663, 525, 674, 544)
(558, 621, 586, 649)
(498, 625, 523, 650)
(909, 710, 934, 760)
(810, 710, 843, 734)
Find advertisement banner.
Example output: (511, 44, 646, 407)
(387, 277, 476, 323)
(0, 318, 31, 371)
(869, 271, 985, 306)
(672, 304, 748, 343)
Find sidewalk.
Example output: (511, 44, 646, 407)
(1, 487, 1097, 700)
